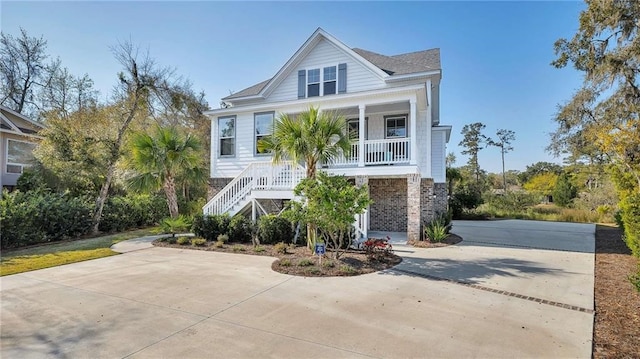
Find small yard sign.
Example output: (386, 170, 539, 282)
(315, 243, 325, 255)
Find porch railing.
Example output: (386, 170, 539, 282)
(327, 138, 411, 167)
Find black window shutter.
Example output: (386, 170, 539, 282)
(298, 70, 306, 99)
(338, 63, 347, 93)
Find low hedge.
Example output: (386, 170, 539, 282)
(0, 190, 168, 250)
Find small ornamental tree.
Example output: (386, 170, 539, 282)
(553, 173, 577, 207)
(284, 172, 370, 259)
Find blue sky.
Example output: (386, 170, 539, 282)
(2, 1, 585, 173)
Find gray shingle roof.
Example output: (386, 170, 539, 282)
(223, 47, 440, 100)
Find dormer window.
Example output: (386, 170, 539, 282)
(298, 63, 347, 99)
(307, 69, 320, 97)
(323, 66, 336, 95)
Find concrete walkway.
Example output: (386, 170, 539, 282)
(0, 220, 595, 358)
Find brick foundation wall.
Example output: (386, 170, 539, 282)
(369, 178, 407, 232)
(418, 180, 448, 237)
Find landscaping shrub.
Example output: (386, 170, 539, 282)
(217, 234, 229, 243)
(99, 194, 168, 232)
(619, 193, 640, 259)
(297, 258, 314, 266)
(422, 213, 452, 242)
(159, 215, 191, 236)
(191, 238, 206, 246)
(176, 237, 190, 245)
(483, 191, 538, 212)
(192, 213, 230, 242)
(228, 215, 252, 243)
(258, 215, 293, 244)
(0, 190, 93, 249)
(273, 241, 287, 254)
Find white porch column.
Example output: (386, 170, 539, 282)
(358, 104, 366, 167)
(410, 98, 417, 165)
(425, 79, 433, 178)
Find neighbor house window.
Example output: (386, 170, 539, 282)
(307, 69, 320, 97)
(385, 115, 407, 138)
(323, 66, 336, 95)
(6, 139, 37, 174)
(255, 112, 274, 154)
(218, 116, 235, 157)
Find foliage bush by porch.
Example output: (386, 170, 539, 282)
(192, 213, 231, 242)
(228, 215, 253, 243)
(257, 215, 293, 245)
(422, 213, 452, 243)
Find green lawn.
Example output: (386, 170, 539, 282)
(0, 228, 158, 276)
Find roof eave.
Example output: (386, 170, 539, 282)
(385, 70, 441, 83)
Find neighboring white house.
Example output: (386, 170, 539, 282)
(0, 106, 45, 189)
(204, 28, 451, 241)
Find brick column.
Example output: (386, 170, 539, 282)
(407, 173, 421, 242)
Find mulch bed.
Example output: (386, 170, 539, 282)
(593, 224, 640, 358)
(153, 239, 402, 277)
(407, 233, 463, 248)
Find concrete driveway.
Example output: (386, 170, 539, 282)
(1, 220, 594, 358)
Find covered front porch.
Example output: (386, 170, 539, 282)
(322, 97, 426, 169)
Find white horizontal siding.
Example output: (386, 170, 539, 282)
(430, 129, 446, 183)
(268, 38, 386, 102)
(211, 112, 272, 178)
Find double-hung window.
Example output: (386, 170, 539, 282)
(6, 139, 37, 174)
(385, 115, 407, 138)
(323, 66, 336, 95)
(307, 69, 320, 97)
(218, 116, 235, 157)
(255, 112, 274, 154)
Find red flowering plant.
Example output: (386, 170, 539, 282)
(363, 236, 393, 260)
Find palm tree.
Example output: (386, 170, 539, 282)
(258, 106, 352, 249)
(128, 126, 205, 218)
(257, 106, 352, 179)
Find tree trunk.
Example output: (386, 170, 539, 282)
(501, 148, 506, 192)
(91, 97, 140, 234)
(92, 164, 116, 233)
(163, 175, 180, 218)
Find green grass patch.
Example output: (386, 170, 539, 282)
(0, 227, 158, 276)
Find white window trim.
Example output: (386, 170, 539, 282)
(384, 115, 408, 139)
(218, 116, 236, 158)
(306, 64, 341, 98)
(307, 69, 320, 98)
(323, 65, 337, 96)
(254, 111, 274, 156)
(5, 138, 37, 174)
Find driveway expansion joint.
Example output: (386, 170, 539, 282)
(390, 268, 594, 314)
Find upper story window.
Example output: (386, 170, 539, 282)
(323, 66, 336, 95)
(255, 112, 274, 155)
(6, 139, 37, 174)
(307, 69, 320, 97)
(385, 115, 407, 138)
(298, 63, 346, 99)
(218, 116, 235, 157)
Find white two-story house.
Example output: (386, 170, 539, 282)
(204, 28, 451, 242)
